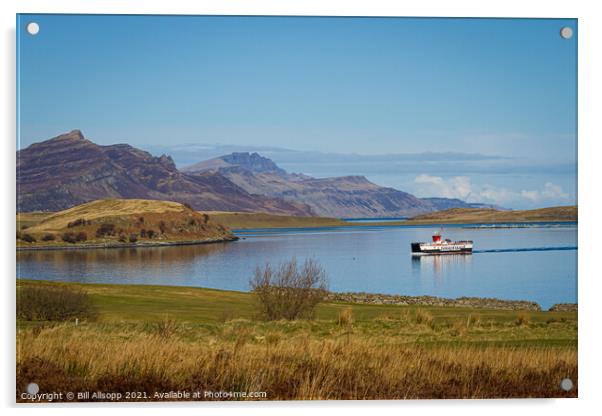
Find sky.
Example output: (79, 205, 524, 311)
(17, 15, 577, 209)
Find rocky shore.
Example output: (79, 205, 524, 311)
(548, 303, 578, 312)
(327, 292, 543, 311)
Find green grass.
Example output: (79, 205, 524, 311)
(16, 279, 578, 400)
(17, 279, 577, 347)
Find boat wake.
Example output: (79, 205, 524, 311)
(474, 246, 577, 254)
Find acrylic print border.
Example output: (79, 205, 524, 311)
(5, 0, 598, 414)
(14, 11, 578, 405)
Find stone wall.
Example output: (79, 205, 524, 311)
(326, 292, 542, 311)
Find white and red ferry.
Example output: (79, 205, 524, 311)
(411, 232, 473, 255)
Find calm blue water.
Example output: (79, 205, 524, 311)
(16, 223, 577, 309)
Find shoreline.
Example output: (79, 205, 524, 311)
(233, 219, 577, 231)
(16, 236, 239, 252)
(18, 279, 576, 312)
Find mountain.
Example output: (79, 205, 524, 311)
(185, 152, 288, 176)
(184, 153, 436, 218)
(421, 198, 505, 211)
(16, 131, 313, 216)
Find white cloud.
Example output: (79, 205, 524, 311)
(413, 175, 570, 207)
(521, 182, 569, 203)
(413, 174, 472, 200)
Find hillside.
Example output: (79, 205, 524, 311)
(405, 206, 577, 224)
(17, 199, 237, 248)
(185, 152, 436, 218)
(16, 130, 313, 216)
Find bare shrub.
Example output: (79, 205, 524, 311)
(414, 308, 435, 329)
(250, 258, 328, 321)
(149, 317, 180, 339)
(41, 233, 56, 241)
(75, 231, 87, 242)
(516, 312, 531, 326)
(158, 221, 167, 234)
(95, 223, 116, 237)
(129, 233, 138, 243)
(61, 232, 77, 244)
(17, 285, 97, 321)
(337, 307, 354, 328)
(67, 218, 90, 228)
(146, 229, 156, 239)
(21, 233, 36, 243)
(118, 233, 127, 243)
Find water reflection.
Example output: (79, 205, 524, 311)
(412, 254, 473, 279)
(17, 243, 228, 268)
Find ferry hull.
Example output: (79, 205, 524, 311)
(411, 242, 473, 255)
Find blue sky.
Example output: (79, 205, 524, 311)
(17, 15, 577, 208)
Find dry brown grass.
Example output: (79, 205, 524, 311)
(16, 322, 577, 401)
(406, 206, 577, 224)
(17, 199, 233, 247)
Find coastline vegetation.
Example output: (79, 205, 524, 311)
(17, 279, 577, 401)
(16, 199, 235, 249)
(18, 203, 577, 240)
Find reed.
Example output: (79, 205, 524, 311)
(17, 321, 577, 401)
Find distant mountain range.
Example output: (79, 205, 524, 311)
(183, 152, 502, 217)
(17, 130, 502, 217)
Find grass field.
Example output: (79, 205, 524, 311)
(404, 206, 577, 225)
(16, 280, 577, 401)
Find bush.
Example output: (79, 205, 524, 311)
(41, 234, 56, 241)
(146, 229, 156, 239)
(95, 223, 115, 237)
(516, 312, 531, 326)
(17, 285, 97, 321)
(158, 221, 167, 234)
(21, 233, 36, 243)
(415, 309, 435, 329)
(129, 233, 138, 243)
(250, 258, 328, 321)
(75, 231, 87, 242)
(118, 233, 127, 243)
(67, 218, 90, 228)
(148, 317, 180, 339)
(337, 307, 354, 328)
(61, 232, 77, 244)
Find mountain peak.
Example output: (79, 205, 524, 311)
(184, 152, 288, 176)
(220, 152, 286, 175)
(57, 129, 85, 141)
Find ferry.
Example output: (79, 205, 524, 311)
(411, 232, 473, 255)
